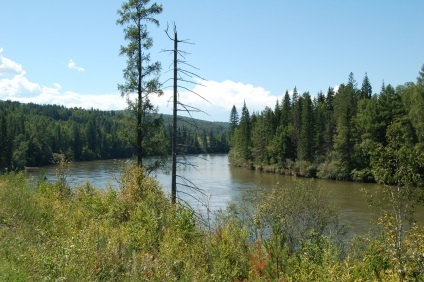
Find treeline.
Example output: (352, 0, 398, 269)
(229, 65, 424, 182)
(163, 116, 229, 155)
(0, 101, 229, 171)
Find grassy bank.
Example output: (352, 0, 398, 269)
(1, 166, 423, 281)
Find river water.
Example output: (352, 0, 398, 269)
(26, 154, 423, 234)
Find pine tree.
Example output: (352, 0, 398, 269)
(299, 92, 314, 161)
(229, 105, 239, 134)
(314, 91, 326, 158)
(417, 64, 424, 87)
(281, 91, 291, 128)
(360, 72, 373, 99)
(117, 0, 163, 166)
(274, 91, 293, 163)
(377, 84, 405, 145)
(333, 74, 359, 179)
(273, 99, 281, 133)
(291, 87, 302, 159)
(238, 101, 251, 161)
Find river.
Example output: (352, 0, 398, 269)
(26, 154, 423, 234)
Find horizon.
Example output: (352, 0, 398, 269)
(0, 98, 231, 124)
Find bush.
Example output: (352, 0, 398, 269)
(1, 166, 422, 281)
(351, 168, 375, 182)
(293, 160, 317, 178)
(317, 159, 347, 180)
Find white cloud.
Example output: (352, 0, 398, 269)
(151, 80, 283, 118)
(0, 74, 41, 98)
(0, 51, 127, 110)
(0, 49, 25, 76)
(17, 89, 127, 111)
(0, 51, 283, 121)
(67, 59, 85, 72)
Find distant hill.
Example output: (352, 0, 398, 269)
(162, 114, 229, 134)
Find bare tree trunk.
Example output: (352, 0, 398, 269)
(172, 31, 178, 204)
(165, 24, 208, 207)
(137, 20, 143, 167)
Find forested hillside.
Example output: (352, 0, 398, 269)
(229, 66, 424, 182)
(0, 101, 229, 171)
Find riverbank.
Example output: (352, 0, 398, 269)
(229, 154, 376, 183)
(2, 167, 423, 281)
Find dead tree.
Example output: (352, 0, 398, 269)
(163, 24, 209, 206)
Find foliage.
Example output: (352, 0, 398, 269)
(229, 66, 424, 184)
(116, 0, 164, 167)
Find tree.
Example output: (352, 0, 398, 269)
(360, 72, 373, 99)
(72, 122, 82, 161)
(239, 101, 251, 161)
(0, 111, 12, 172)
(324, 87, 336, 155)
(332, 73, 359, 179)
(280, 91, 291, 129)
(314, 91, 326, 158)
(276, 91, 293, 162)
(86, 118, 97, 153)
(164, 24, 208, 205)
(371, 119, 424, 279)
(299, 92, 314, 161)
(273, 99, 281, 132)
(230, 101, 251, 165)
(377, 84, 405, 145)
(291, 87, 302, 159)
(417, 64, 424, 87)
(117, 0, 163, 167)
(229, 105, 239, 134)
(403, 82, 424, 143)
(251, 108, 274, 165)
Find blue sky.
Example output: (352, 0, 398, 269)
(1, 1, 423, 122)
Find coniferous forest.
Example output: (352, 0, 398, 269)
(0, 100, 229, 171)
(229, 67, 424, 183)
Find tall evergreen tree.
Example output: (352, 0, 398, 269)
(229, 105, 239, 134)
(251, 114, 269, 164)
(117, 0, 163, 166)
(377, 84, 405, 145)
(238, 101, 251, 161)
(275, 91, 293, 163)
(314, 91, 326, 158)
(361, 72, 372, 99)
(291, 87, 302, 159)
(333, 73, 359, 179)
(403, 68, 424, 143)
(324, 87, 335, 155)
(273, 99, 281, 133)
(281, 91, 291, 128)
(417, 64, 424, 87)
(299, 92, 314, 161)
